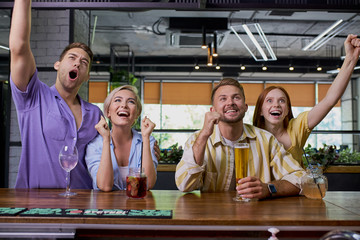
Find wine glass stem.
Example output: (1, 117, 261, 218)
(66, 171, 71, 193)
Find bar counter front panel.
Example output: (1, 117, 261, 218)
(0, 189, 359, 239)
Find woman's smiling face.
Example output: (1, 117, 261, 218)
(261, 88, 289, 127)
(107, 89, 138, 127)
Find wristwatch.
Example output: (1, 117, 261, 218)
(268, 183, 277, 197)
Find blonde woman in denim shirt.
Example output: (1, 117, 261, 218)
(86, 85, 157, 191)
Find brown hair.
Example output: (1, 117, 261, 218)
(253, 86, 294, 129)
(59, 42, 93, 71)
(103, 85, 142, 125)
(211, 78, 245, 104)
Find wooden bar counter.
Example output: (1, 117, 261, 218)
(0, 189, 359, 239)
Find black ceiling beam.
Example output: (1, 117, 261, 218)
(0, 54, 345, 74)
(90, 55, 346, 74)
(0, 1, 359, 12)
(0, 1, 201, 10)
(168, 17, 228, 32)
(205, 1, 360, 11)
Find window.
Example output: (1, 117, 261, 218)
(142, 80, 344, 150)
(88, 79, 349, 151)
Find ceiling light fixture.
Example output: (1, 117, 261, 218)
(194, 58, 200, 69)
(213, 32, 218, 57)
(94, 54, 101, 64)
(240, 64, 246, 71)
(262, 65, 267, 71)
(207, 43, 213, 66)
(302, 19, 355, 51)
(201, 26, 207, 49)
(289, 64, 294, 71)
(230, 23, 277, 61)
(317, 65, 322, 71)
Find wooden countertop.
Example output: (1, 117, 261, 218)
(0, 189, 359, 238)
(157, 164, 360, 173)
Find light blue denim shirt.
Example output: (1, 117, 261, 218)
(85, 129, 158, 190)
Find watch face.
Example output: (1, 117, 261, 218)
(269, 184, 277, 194)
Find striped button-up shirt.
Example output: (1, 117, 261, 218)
(175, 123, 305, 192)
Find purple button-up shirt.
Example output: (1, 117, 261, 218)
(11, 69, 102, 189)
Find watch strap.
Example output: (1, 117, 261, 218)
(268, 183, 277, 197)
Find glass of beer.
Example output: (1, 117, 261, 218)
(233, 143, 250, 202)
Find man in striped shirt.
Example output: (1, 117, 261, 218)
(175, 78, 306, 199)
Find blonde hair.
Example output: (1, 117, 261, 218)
(103, 85, 142, 122)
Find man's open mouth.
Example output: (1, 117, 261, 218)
(225, 109, 237, 114)
(69, 70, 78, 80)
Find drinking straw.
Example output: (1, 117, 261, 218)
(302, 149, 323, 198)
(140, 141, 143, 174)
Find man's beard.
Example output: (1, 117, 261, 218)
(220, 112, 245, 124)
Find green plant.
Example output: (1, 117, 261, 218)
(303, 144, 360, 171)
(109, 67, 138, 85)
(159, 143, 183, 164)
(302, 144, 339, 171)
(338, 148, 360, 164)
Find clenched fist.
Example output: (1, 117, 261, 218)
(95, 116, 110, 139)
(199, 111, 221, 139)
(141, 116, 156, 138)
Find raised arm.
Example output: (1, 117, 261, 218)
(9, 0, 36, 91)
(308, 34, 360, 129)
(192, 111, 220, 166)
(94, 116, 114, 192)
(141, 116, 157, 189)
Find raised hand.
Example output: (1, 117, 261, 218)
(191, 111, 221, 166)
(95, 116, 110, 139)
(199, 111, 221, 139)
(141, 116, 156, 139)
(345, 34, 360, 61)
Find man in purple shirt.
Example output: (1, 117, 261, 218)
(10, 0, 102, 189)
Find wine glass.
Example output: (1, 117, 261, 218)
(59, 144, 78, 197)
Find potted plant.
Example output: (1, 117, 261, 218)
(159, 143, 183, 164)
(303, 144, 360, 170)
(303, 144, 360, 191)
(337, 148, 360, 165)
(302, 144, 339, 172)
(109, 67, 138, 90)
